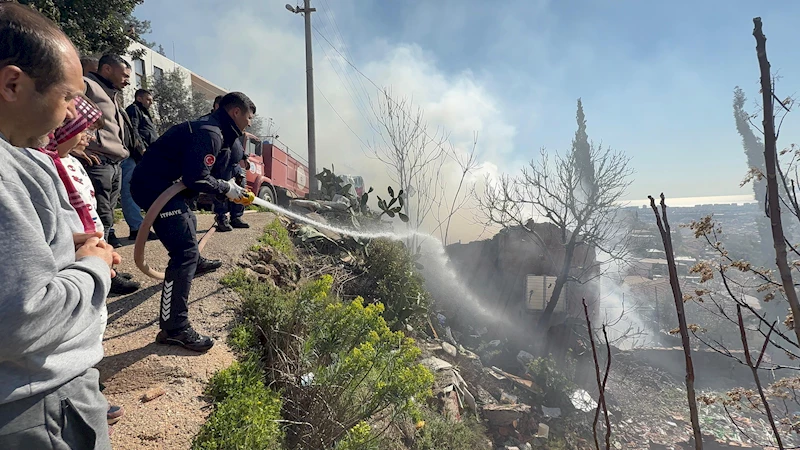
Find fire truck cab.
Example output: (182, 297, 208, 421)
(241, 135, 310, 205)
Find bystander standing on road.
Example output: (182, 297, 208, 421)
(0, 3, 117, 448)
(123, 88, 158, 241)
(83, 54, 131, 248)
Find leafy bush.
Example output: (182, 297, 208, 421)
(361, 239, 429, 330)
(204, 358, 262, 402)
(311, 297, 434, 436)
(194, 359, 284, 450)
(228, 323, 257, 353)
(413, 407, 488, 450)
(251, 218, 295, 258)
(334, 422, 378, 450)
(224, 272, 434, 449)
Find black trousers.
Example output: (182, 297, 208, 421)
(151, 196, 198, 332)
(212, 170, 245, 219)
(83, 160, 121, 241)
(212, 197, 245, 219)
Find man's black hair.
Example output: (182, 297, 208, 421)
(213, 95, 223, 106)
(135, 88, 151, 99)
(0, 2, 70, 92)
(98, 54, 131, 71)
(219, 92, 256, 115)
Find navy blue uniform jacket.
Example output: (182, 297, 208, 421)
(130, 109, 241, 209)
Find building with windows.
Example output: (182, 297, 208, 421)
(119, 41, 226, 105)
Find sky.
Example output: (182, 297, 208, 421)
(133, 0, 800, 242)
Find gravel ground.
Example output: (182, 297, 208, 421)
(98, 211, 274, 450)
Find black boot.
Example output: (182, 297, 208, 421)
(156, 327, 214, 353)
(230, 217, 250, 229)
(195, 257, 223, 277)
(110, 275, 140, 295)
(216, 216, 232, 232)
(107, 230, 122, 248)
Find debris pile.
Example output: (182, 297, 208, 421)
(417, 337, 583, 449)
(240, 211, 796, 449)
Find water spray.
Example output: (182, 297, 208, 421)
(133, 183, 496, 322)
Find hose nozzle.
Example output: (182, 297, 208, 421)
(233, 191, 255, 206)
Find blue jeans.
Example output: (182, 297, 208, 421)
(120, 157, 144, 232)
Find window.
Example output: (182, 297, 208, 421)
(153, 66, 163, 80)
(134, 58, 146, 88)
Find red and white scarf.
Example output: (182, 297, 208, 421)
(38, 96, 103, 233)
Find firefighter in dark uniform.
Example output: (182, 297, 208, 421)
(213, 134, 252, 231)
(130, 92, 254, 352)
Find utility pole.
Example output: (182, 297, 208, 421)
(286, 1, 318, 197)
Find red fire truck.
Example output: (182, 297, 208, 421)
(241, 135, 310, 205)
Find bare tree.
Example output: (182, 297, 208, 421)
(649, 194, 704, 450)
(479, 100, 633, 326)
(370, 89, 447, 243)
(753, 17, 800, 347)
(431, 133, 480, 245)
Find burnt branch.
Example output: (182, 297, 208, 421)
(753, 17, 800, 346)
(584, 298, 611, 450)
(736, 304, 785, 449)
(649, 194, 704, 449)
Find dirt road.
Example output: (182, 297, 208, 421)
(99, 211, 273, 450)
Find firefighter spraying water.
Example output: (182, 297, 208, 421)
(129, 92, 256, 352)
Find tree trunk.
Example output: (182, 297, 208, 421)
(539, 240, 576, 327)
(650, 195, 703, 449)
(753, 17, 800, 346)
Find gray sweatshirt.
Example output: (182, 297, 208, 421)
(0, 136, 111, 404)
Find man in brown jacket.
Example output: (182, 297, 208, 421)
(83, 54, 130, 248)
(83, 54, 141, 294)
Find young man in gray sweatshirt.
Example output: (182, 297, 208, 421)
(0, 3, 117, 448)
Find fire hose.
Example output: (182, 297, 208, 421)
(133, 182, 257, 280)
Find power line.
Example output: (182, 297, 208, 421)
(315, 82, 370, 150)
(312, 6, 377, 136)
(317, 0, 375, 119)
(312, 17, 374, 131)
(311, 25, 454, 153)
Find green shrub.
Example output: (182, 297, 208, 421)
(413, 407, 488, 450)
(194, 359, 284, 450)
(229, 323, 257, 353)
(335, 422, 379, 450)
(251, 218, 295, 258)
(311, 296, 434, 434)
(362, 239, 429, 330)
(221, 268, 253, 291)
(223, 271, 434, 448)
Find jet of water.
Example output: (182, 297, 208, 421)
(250, 197, 496, 321)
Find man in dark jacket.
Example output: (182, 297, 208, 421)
(123, 89, 158, 241)
(213, 135, 249, 231)
(130, 92, 254, 352)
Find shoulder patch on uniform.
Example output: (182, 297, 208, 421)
(204, 154, 216, 167)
